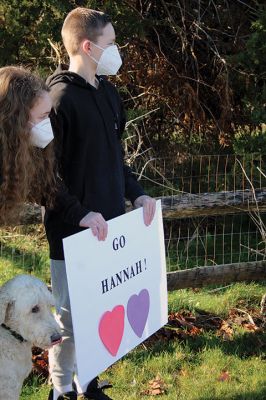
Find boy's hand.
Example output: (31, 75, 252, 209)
(79, 211, 108, 241)
(134, 195, 156, 226)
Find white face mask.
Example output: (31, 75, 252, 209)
(30, 117, 54, 148)
(89, 43, 122, 76)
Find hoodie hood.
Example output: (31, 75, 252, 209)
(46, 64, 104, 90)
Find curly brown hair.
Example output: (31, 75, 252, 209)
(0, 66, 56, 224)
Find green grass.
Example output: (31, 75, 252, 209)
(0, 226, 265, 399)
(103, 347, 266, 400)
(19, 283, 266, 400)
(21, 377, 50, 400)
(0, 225, 50, 284)
(168, 283, 265, 315)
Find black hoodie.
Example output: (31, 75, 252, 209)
(44, 65, 144, 260)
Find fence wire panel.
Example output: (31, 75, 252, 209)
(164, 213, 266, 271)
(0, 215, 264, 276)
(134, 154, 266, 195)
(0, 154, 265, 279)
(133, 153, 266, 271)
(0, 225, 50, 283)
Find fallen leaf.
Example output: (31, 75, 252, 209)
(218, 370, 230, 382)
(141, 374, 167, 396)
(217, 321, 233, 341)
(31, 348, 49, 379)
(189, 326, 202, 336)
(242, 323, 259, 332)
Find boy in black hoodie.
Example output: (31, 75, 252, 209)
(45, 7, 156, 400)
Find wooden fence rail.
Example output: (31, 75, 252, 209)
(167, 260, 266, 291)
(161, 188, 266, 218)
(4, 188, 266, 226)
(1, 192, 265, 292)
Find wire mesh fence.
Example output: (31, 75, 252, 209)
(0, 154, 265, 278)
(133, 153, 266, 271)
(164, 213, 266, 272)
(133, 153, 266, 196)
(0, 225, 50, 283)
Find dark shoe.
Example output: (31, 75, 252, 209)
(48, 389, 77, 400)
(83, 377, 113, 400)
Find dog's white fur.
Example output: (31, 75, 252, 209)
(0, 274, 61, 400)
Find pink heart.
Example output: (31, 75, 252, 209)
(98, 305, 125, 356)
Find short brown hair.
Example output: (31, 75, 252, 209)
(61, 7, 111, 56)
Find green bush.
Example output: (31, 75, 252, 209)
(233, 125, 266, 155)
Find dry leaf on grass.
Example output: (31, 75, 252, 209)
(242, 323, 260, 332)
(145, 306, 265, 350)
(167, 311, 203, 338)
(141, 374, 167, 396)
(228, 308, 262, 332)
(31, 348, 49, 379)
(189, 326, 202, 336)
(217, 321, 234, 341)
(218, 370, 230, 382)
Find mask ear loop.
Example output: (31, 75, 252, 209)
(91, 42, 105, 51)
(88, 42, 119, 66)
(29, 117, 50, 128)
(87, 42, 103, 65)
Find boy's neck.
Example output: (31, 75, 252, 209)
(68, 57, 98, 88)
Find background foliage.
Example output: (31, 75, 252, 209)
(0, 0, 265, 156)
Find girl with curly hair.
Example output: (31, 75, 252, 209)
(0, 66, 56, 224)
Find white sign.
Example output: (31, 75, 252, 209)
(63, 200, 168, 388)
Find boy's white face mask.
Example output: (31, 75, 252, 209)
(89, 43, 122, 76)
(30, 117, 54, 148)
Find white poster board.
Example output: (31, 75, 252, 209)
(63, 200, 168, 387)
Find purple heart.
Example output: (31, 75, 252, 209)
(127, 289, 150, 338)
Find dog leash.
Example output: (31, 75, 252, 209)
(1, 323, 27, 343)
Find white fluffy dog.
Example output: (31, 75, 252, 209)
(0, 274, 62, 400)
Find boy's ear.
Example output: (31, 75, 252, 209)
(81, 39, 91, 54)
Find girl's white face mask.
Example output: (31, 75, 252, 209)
(89, 43, 122, 76)
(30, 117, 54, 148)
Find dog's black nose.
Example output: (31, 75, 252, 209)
(50, 333, 62, 345)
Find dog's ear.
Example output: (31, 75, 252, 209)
(0, 286, 9, 324)
(41, 284, 55, 307)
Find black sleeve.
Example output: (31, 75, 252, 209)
(48, 105, 89, 226)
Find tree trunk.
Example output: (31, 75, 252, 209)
(167, 260, 266, 291)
